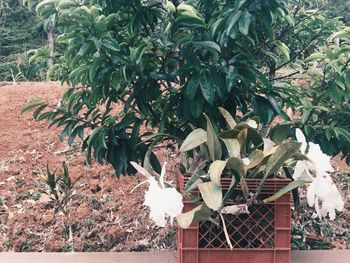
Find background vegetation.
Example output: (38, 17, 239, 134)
(0, 0, 46, 81)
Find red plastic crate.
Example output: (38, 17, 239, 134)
(177, 173, 291, 263)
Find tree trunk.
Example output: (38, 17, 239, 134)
(47, 27, 54, 81)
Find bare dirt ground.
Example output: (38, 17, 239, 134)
(0, 82, 176, 252)
(0, 82, 349, 252)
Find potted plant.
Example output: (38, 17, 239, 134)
(131, 108, 344, 263)
(175, 110, 302, 263)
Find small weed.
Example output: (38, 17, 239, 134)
(19, 239, 32, 252)
(32, 192, 41, 201)
(89, 197, 102, 210)
(0, 196, 6, 206)
(83, 218, 95, 228)
(2, 238, 12, 250)
(82, 242, 94, 252)
(39, 162, 77, 251)
(59, 245, 73, 252)
(14, 191, 31, 202)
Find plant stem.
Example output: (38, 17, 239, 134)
(219, 213, 233, 250)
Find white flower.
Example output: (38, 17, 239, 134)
(293, 129, 344, 220)
(294, 129, 333, 178)
(130, 161, 183, 227)
(241, 158, 251, 166)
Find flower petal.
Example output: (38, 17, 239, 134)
(295, 128, 307, 154)
(307, 143, 334, 174)
(130, 161, 152, 179)
(242, 158, 251, 166)
(159, 162, 167, 189)
(307, 182, 315, 207)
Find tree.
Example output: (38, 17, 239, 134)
(22, 0, 350, 175)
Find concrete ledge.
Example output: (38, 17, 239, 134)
(0, 250, 349, 263)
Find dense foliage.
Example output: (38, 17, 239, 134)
(21, 0, 350, 176)
(0, 0, 46, 81)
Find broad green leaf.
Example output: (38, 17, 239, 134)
(204, 114, 222, 161)
(193, 41, 221, 54)
(263, 180, 306, 203)
(235, 0, 248, 9)
(245, 150, 264, 169)
(223, 176, 237, 203)
(226, 11, 242, 37)
(33, 104, 48, 120)
(166, 1, 176, 12)
(274, 40, 290, 60)
(20, 102, 44, 114)
(57, 0, 77, 10)
(180, 128, 207, 152)
(209, 160, 227, 185)
(238, 11, 252, 36)
(226, 157, 248, 198)
(102, 38, 120, 52)
(200, 70, 215, 105)
(190, 94, 204, 119)
(269, 123, 291, 144)
(185, 74, 200, 100)
(265, 140, 301, 177)
(226, 157, 245, 178)
(176, 204, 212, 229)
(222, 138, 240, 158)
(185, 169, 206, 192)
(198, 181, 223, 211)
(218, 107, 237, 129)
(267, 95, 290, 121)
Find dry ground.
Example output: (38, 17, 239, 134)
(0, 82, 176, 252)
(0, 82, 348, 252)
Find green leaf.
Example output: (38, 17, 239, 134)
(274, 40, 290, 60)
(265, 140, 301, 177)
(200, 70, 215, 105)
(245, 150, 264, 170)
(185, 169, 205, 192)
(226, 157, 248, 198)
(238, 11, 252, 36)
(20, 102, 44, 114)
(252, 95, 276, 124)
(204, 114, 222, 161)
(193, 41, 221, 54)
(198, 181, 222, 211)
(190, 95, 204, 119)
(236, 0, 248, 9)
(221, 138, 240, 158)
(226, 11, 242, 37)
(223, 176, 237, 203)
(33, 104, 48, 120)
(185, 74, 200, 100)
(226, 157, 245, 178)
(269, 123, 291, 144)
(218, 107, 237, 129)
(267, 95, 290, 121)
(263, 180, 306, 203)
(180, 128, 207, 152)
(209, 160, 227, 185)
(176, 204, 212, 229)
(102, 38, 120, 52)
